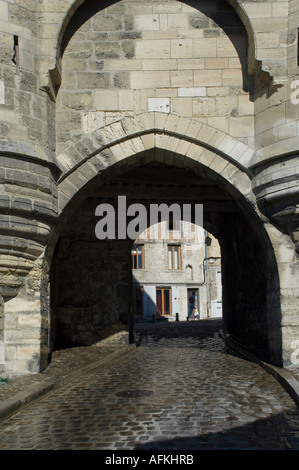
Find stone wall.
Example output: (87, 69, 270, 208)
(51, 197, 131, 349)
(56, 0, 255, 172)
(133, 225, 222, 320)
(0, 0, 56, 162)
(0, 0, 298, 373)
(0, 0, 297, 170)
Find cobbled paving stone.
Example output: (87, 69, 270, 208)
(0, 320, 299, 450)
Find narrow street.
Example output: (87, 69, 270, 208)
(0, 319, 299, 451)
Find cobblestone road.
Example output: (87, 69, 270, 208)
(0, 319, 299, 450)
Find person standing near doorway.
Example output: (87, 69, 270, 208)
(187, 291, 197, 320)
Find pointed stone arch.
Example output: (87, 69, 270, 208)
(57, 112, 255, 217)
(50, 112, 285, 368)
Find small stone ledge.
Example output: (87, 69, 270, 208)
(93, 330, 130, 347)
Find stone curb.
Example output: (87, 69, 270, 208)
(221, 333, 299, 407)
(0, 344, 136, 423)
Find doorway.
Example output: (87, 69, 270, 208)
(156, 288, 171, 317)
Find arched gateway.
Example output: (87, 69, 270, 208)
(0, 0, 298, 374)
(50, 113, 283, 364)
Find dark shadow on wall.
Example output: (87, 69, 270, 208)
(215, 209, 283, 368)
(50, 197, 133, 351)
(132, 279, 160, 326)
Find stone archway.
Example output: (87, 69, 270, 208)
(1, 0, 297, 377)
(56, 112, 255, 214)
(47, 117, 283, 366)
